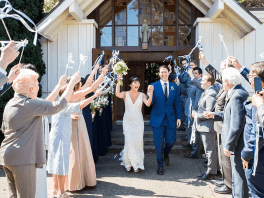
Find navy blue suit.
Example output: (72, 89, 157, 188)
(150, 80, 182, 167)
(240, 67, 264, 197)
(214, 85, 249, 198)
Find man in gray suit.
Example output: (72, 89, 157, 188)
(0, 68, 80, 198)
(191, 73, 217, 180)
(206, 67, 249, 198)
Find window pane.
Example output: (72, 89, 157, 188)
(101, 27, 112, 47)
(164, 0, 175, 25)
(152, 0, 163, 25)
(128, 26, 139, 46)
(115, 0, 126, 25)
(99, 0, 112, 26)
(164, 26, 175, 46)
(128, 0, 139, 25)
(179, 0, 191, 25)
(179, 25, 191, 46)
(152, 26, 163, 46)
(139, 0, 151, 25)
(115, 26, 127, 46)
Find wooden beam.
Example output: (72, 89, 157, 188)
(205, 0, 224, 19)
(37, 0, 75, 35)
(188, 0, 209, 15)
(69, 1, 86, 21)
(83, 0, 104, 16)
(201, 0, 213, 8)
(223, 0, 261, 29)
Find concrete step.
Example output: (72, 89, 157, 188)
(111, 137, 184, 146)
(108, 144, 190, 154)
(111, 130, 186, 138)
(115, 120, 150, 126)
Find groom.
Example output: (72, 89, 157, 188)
(150, 65, 182, 175)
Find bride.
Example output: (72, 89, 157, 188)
(115, 74, 154, 172)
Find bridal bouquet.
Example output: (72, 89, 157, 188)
(113, 61, 129, 86)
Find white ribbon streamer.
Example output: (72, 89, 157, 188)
(0, 0, 38, 45)
(65, 52, 74, 75)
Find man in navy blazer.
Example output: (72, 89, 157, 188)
(150, 65, 182, 175)
(206, 67, 249, 198)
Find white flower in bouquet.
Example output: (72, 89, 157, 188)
(113, 61, 129, 86)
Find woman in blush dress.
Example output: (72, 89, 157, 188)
(67, 66, 109, 191)
(115, 75, 154, 172)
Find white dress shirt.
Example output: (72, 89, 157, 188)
(160, 79, 169, 98)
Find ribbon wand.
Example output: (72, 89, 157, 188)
(65, 52, 74, 75)
(1, 19, 11, 41)
(18, 39, 28, 64)
(78, 54, 88, 72)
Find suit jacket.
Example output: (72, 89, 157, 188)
(257, 104, 264, 128)
(0, 93, 68, 167)
(0, 82, 12, 97)
(214, 85, 249, 152)
(242, 102, 264, 162)
(150, 80, 182, 128)
(184, 78, 203, 116)
(0, 72, 8, 88)
(194, 87, 217, 132)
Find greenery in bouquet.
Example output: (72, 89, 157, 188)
(113, 61, 129, 86)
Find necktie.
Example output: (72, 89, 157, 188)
(164, 83, 168, 101)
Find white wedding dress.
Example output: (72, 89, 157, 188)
(120, 92, 144, 172)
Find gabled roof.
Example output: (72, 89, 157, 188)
(37, 0, 103, 41)
(189, 0, 262, 37)
(37, 0, 262, 41)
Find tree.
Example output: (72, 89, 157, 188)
(44, 0, 61, 12)
(237, 0, 264, 7)
(0, 0, 46, 143)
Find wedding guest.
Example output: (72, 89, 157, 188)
(205, 67, 249, 198)
(191, 74, 217, 180)
(47, 85, 101, 198)
(230, 59, 264, 197)
(0, 68, 80, 198)
(67, 66, 109, 191)
(0, 41, 19, 88)
(184, 67, 203, 155)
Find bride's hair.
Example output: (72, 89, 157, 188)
(129, 76, 140, 87)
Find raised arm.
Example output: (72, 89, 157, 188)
(82, 63, 100, 90)
(73, 66, 108, 99)
(115, 74, 126, 100)
(45, 75, 67, 101)
(30, 72, 80, 116)
(80, 89, 102, 109)
(143, 85, 154, 107)
(199, 52, 222, 84)
(228, 56, 250, 83)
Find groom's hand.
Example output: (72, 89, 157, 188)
(176, 119, 181, 128)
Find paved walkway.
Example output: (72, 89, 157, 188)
(0, 154, 233, 198)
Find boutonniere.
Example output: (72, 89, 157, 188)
(202, 92, 205, 97)
(170, 86, 174, 91)
(225, 97, 230, 101)
(248, 96, 253, 101)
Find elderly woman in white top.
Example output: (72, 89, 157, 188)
(0, 67, 80, 198)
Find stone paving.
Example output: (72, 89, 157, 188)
(0, 153, 233, 198)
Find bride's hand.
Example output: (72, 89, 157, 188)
(118, 74, 123, 80)
(147, 85, 154, 94)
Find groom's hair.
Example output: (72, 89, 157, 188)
(159, 65, 169, 72)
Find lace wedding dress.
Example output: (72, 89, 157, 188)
(120, 92, 144, 172)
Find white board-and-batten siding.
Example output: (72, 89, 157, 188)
(40, 20, 97, 99)
(195, 19, 264, 94)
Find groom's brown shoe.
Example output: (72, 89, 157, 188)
(164, 153, 169, 165)
(157, 167, 164, 175)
